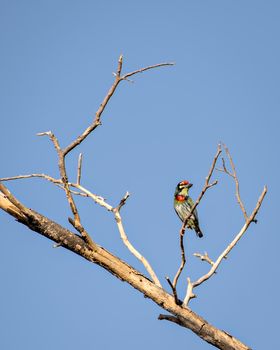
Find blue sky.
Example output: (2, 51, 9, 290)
(0, 1, 279, 349)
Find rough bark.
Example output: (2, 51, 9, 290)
(0, 193, 251, 350)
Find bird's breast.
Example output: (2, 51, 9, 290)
(175, 195, 185, 202)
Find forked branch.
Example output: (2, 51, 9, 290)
(185, 146, 267, 305)
(185, 186, 267, 305)
(74, 184, 162, 287)
(35, 56, 173, 250)
(63, 56, 174, 156)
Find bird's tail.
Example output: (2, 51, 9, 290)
(195, 226, 203, 238)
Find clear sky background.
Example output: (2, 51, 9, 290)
(0, 1, 279, 349)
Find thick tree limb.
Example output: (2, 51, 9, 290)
(0, 191, 26, 220)
(0, 187, 251, 350)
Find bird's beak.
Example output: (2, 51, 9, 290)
(187, 183, 193, 188)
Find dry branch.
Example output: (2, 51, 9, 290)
(183, 145, 267, 306)
(62, 56, 174, 156)
(0, 173, 60, 184)
(74, 184, 162, 287)
(184, 186, 267, 306)
(217, 144, 248, 220)
(113, 193, 162, 287)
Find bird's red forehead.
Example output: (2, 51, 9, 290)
(180, 180, 189, 185)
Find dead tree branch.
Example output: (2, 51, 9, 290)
(0, 58, 265, 350)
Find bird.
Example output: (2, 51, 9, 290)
(174, 180, 203, 237)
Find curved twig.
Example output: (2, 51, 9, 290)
(216, 144, 248, 220)
(74, 184, 162, 287)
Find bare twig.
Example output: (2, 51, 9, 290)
(0, 174, 89, 198)
(172, 144, 222, 290)
(113, 193, 162, 287)
(217, 144, 248, 220)
(121, 62, 174, 80)
(37, 131, 61, 153)
(67, 188, 89, 197)
(77, 153, 83, 185)
(115, 191, 130, 211)
(165, 276, 180, 305)
(0, 173, 61, 184)
(158, 314, 182, 325)
(183, 186, 267, 306)
(172, 227, 187, 290)
(73, 184, 113, 211)
(62, 55, 123, 156)
(193, 252, 214, 266)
